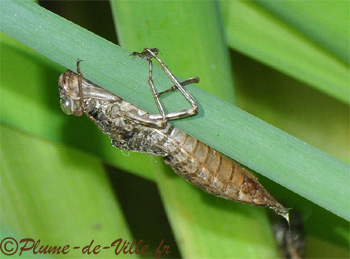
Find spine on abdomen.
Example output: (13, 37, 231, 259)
(163, 127, 288, 219)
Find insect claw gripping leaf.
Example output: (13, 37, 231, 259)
(58, 48, 289, 220)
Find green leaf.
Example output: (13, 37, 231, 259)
(111, 1, 278, 257)
(1, 0, 349, 222)
(221, 1, 350, 104)
(111, 1, 236, 104)
(255, 1, 349, 64)
(0, 123, 137, 258)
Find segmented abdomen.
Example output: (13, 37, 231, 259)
(164, 127, 288, 218)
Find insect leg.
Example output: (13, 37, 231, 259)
(132, 48, 199, 122)
(148, 59, 167, 127)
(76, 58, 86, 113)
(157, 77, 200, 97)
(130, 48, 159, 60)
(142, 48, 198, 115)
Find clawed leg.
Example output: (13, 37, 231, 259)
(130, 48, 160, 61)
(131, 48, 199, 125)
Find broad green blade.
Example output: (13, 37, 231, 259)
(0, 124, 137, 258)
(255, 0, 349, 64)
(112, 0, 236, 104)
(220, 1, 350, 104)
(0, 0, 349, 222)
(111, 0, 278, 257)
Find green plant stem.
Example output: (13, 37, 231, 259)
(110, 1, 278, 257)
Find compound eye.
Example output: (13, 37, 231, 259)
(60, 97, 73, 115)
